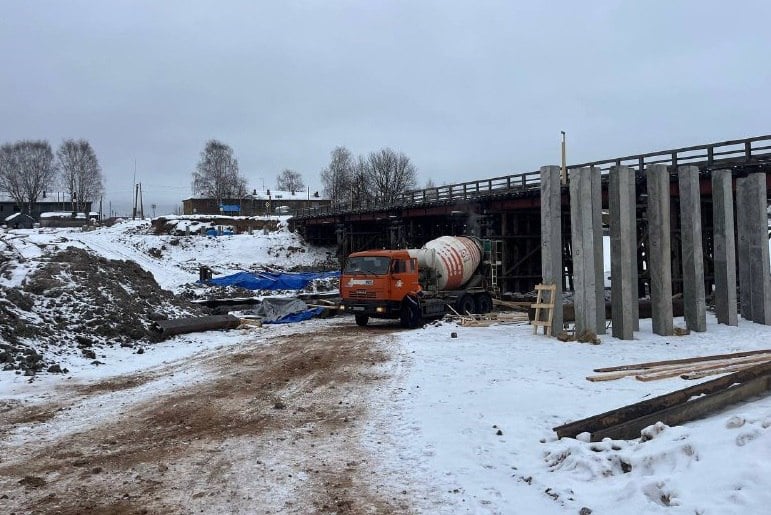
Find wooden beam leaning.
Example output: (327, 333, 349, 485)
(555, 361, 771, 440)
(590, 375, 770, 441)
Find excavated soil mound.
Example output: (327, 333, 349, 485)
(0, 247, 207, 377)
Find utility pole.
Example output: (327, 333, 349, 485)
(132, 159, 137, 219)
(139, 182, 145, 219)
(133, 184, 139, 220)
(561, 131, 567, 185)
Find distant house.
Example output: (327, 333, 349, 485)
(0, 196, 94, 222)
(39, 211, 100, 228)
(182, 190, 330, 216)
(3, 213, 36, 229)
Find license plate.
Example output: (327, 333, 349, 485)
(352, 306, 365, 311)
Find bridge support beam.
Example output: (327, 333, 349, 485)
(609, 166, 637, 339)
(737, 173, 771, 324)
(678, 165, 707, 332)
(540, 165, 563, 335)
(711, 170, 738, 326)
(570, 167, 605, 335)
(647, 164, 674, 336)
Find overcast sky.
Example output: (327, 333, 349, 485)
(2, 0, 769, 216)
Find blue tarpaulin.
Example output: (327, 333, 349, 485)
(264, 307, 324, 324)
(203, 271, 339, 290)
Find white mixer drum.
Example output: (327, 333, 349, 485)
(409, 236, 482, 290)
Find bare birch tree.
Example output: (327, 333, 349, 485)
(350, 154, 372, 207)
(192, 140, 247, 205)
(366, 147, 417, 204)
(56, 139, 104, 213)
(321, 146, 353, 204)
(0, 143, 25, 210)
(0, 140, 57, 214)
(276, 169, 304, 193)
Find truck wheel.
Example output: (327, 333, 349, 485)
(355, 314, 369, 326)
(475, 293, 493, 314)
(400, 299, 422, 328)
(456, 294, 476, 315)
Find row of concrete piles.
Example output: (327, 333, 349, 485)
(540, 164, 771, 339)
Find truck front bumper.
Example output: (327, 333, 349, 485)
(339, 300, 402, 319)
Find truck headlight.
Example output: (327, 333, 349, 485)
(376, 306, 385, 313)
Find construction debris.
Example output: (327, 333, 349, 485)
(150, 315, 242, 340)
(448, 311, 530, 327)
(555, 361, 771, 441)
(587, 349, 771, 382)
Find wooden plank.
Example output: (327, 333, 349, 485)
(680, 362, 760, 380)
(593, 348, 771, 373)
(587, 355, 771, 382)
(634, 355, 771, 382)
(553, 361, 771, 438)
(591, 376, 770, 441)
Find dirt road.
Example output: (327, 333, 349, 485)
(0, 321, 414, 514)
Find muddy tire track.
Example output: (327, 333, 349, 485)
(0, 322, 411, 514)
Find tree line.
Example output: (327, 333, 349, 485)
(192, 139, 418, 206)
(321, 146, 417, 206)
(0, 139, 104, 215)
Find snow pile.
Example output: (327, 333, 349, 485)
(0, 246, 206, 375)
(0, 217, 336, 376)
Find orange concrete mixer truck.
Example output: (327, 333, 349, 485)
(339, 236, 497, 328)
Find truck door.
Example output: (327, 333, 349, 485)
(390, 257, 419, 301)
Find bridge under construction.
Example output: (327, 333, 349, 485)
(291, 135, 771, 304)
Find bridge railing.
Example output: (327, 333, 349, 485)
(293, 134, 771, 219)
(570, 134, 771, 174)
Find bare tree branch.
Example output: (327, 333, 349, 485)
(0, 140, 57, 214)
(192, 140, 247, 205)
(321, 146, 353, 204)
(366, 147, 417, 204)
(56, 139, 104, 213)
(276, 169, 305, 193)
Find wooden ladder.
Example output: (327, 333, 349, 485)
(531, 283, 557, 336)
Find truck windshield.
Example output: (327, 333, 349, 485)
(343, 256, 390, 275)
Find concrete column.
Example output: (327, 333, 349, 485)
(591, 167, 605, 335)
(678, 165, 707, 332)
(712, 170, 738, 325)
(736, 178, 750, 319)
(630, 172, 640, 331)
(540, 165, 563, 335)
(646, 164, 673, 336)
(737, 173, 771, 324)
(609, 166, 637, 339)
(569, 167, 605, 335)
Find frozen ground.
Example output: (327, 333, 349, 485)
(1, 219, 770, 514)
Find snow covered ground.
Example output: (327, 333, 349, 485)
(1, 219, 770, 514)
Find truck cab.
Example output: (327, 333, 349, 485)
(339, 250, 423, 327)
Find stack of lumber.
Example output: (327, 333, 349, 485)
(446, 309, 530, 327)
(587, 349, 771, 382)
(558, 361, 771, 441)
(459, 312, 530, 327)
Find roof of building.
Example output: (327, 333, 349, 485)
(4, 213, 34, 222)
(184, 189, 327, 202)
